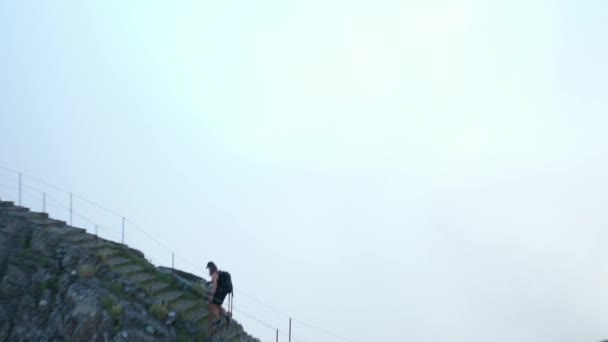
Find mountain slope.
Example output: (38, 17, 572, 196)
(0, 200, 259, 342)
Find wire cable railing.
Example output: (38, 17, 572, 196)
(0, 165, 355, 342)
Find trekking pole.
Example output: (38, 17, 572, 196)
(231, 293, 234, 316)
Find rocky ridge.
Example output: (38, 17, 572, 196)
(0, 200, 259, 342)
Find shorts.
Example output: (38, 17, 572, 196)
(212, 291, 227, 305)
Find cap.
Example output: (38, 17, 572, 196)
(206, 261, 216, 269)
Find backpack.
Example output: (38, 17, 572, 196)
(218, 271, 233, 295)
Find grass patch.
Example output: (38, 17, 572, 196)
(115, 248, 155, 272)
(101, 296, 115, 311)
(178, 291, 198, 303)
(103, 280, 125, 297)
(79, 264, 97, 278)
(39, 256, 49, 268)
(150, 304, 169, 320)
(191, 283, 208, 298)
(111, 304, 123, 320)
(156, 272, 173, 285)
(35, 277, 57, 298)
(22, 236, 31, 249)
(177, 329, 192, 342)
(17, 248, 34, 259)
(131, 258, 155, 272)
(42, 278, 56, 291)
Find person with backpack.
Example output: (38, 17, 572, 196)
(206, 261, 233, 332)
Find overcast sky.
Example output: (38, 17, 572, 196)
(1, 1, 607, 341)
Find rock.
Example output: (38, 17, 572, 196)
(124, 285, 135, 295)
(166, 311, 177, 325)
(31, 268, 50, 287)
(0, 204, 256, 341)
(145, 324, 155, 335)
(61, 245, 90, 270)
(0, 265, 28, 298)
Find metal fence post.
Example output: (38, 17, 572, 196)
(172, 253, 175, 269)
(69, 193, 73, 225)
(18, 173, 22, 205)
(289, 318, 292, 342)
(42, 192, 46, 213)
(276, 329, 279, 342)
(122, 217, 125, 244)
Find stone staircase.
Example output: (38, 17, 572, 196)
(0, 200, 259, 342)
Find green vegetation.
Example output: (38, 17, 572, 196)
(43, 278, 52, 289)
(191, 283, 208, 298)
(103, 280, 125, 297)
(114, 323, 124, 335)
(40, 256, 49, 268)
(111, 304, 123, 319)
(35, 278, 57, 298)
(115, 248, 155, 272)
(79, 264, 97, 278)
(101, 296, 116, 311)
(17, 248, 34, 259)
(156, 272, 173, 285)
(178, 291, 198, 303)
(22, 235, 31, 249)
(150, 303, 169, 320)
(99, 253, 108, 264)
(177, 329, 192, 342)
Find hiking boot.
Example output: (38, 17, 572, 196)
(212, 319, 222, 329)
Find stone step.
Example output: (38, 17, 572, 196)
(64, 233, 96, 243)
(62, 226, 89, 235)
(29, 218, 66, 228)
(198, 318, 211, 332)
(114, 264, 144, 275)
(155, 290, 182, 303)
(221, 328, 241, 341)
(45, 225, 85, 236)
(10, 211, 49, 219)
(96, 248, 119, 258)
(0, 206, 29, 212)
(128, 272, 156, 284)
(78, 240, 112, 250)
(142, 281, 170, 294)
(184, 308, 209, 322)
(207, 317, 243, 341)
(170, 299, 198, 313)
(106, 257, 130, 267)
(208, 319, 240, 340)
(183, 303, 205, 315)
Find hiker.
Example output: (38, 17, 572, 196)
(206, 261, 232, 331)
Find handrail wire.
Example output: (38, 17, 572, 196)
(0, 165, 357, 342)
(0, 182, 18, 191)
(0, 171, 17, 183)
